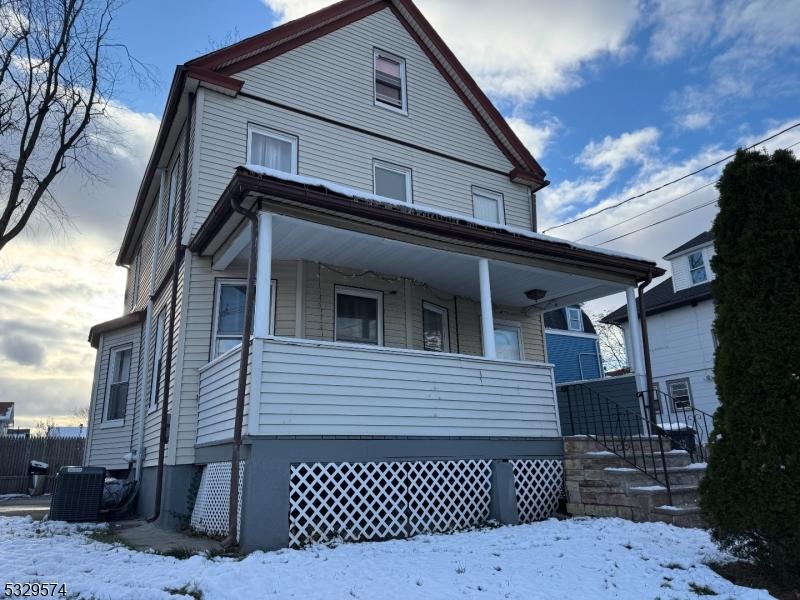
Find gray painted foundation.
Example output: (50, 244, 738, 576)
(194, 436, 564, 552)
(135, 465, 198, 530)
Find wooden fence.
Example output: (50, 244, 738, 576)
(0, 437, 86, 494)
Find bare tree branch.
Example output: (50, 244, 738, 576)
(588, 310, 629, 374)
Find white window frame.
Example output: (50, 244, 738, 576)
(688, 251, 708, 285)
(130, 253, 141, 310)
(422, 301, 450, 353)
(104, 345, 132, 425)
(149, 311, 166, 412)
(472, 187, 505, 224)
(246, 124, 298, 174)
(163, 156, 180, 246)
(334, 286, 384, 346)
(493, 320, 524, 361)
(373, 48, 407, 114)
(373, 160, 412, 204)
(211, 278, 277, 359)
(667, 378, 693, 411)
(566, 306, 584, 332)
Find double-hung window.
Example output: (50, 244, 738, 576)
(566, 306, 583, 331)
(667, 379, 693, 411)
(688, 251, 707, 284)
(247, 125, 297, 174)
(374, 49, 406, 112)
(335, 287, 383, 345)
(472, 188, 505, 224)
(422, 302, 449, 352)
(105, 346, 132, 422)
(373, 161, 412, 203)
(164, 157, 180, 245)
(211, 279, 276, 359)
(149, 311, 166, 410)
(494, 322, 524, 361)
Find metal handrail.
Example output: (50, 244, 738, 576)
(563, 384, 673, 504)
(637, 389, 714, 463)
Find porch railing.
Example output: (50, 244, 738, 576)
(638, 389, 714, 463)
(563, 383, 674, 504)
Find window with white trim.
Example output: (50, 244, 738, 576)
(374, 49, 406, 112)
(211, 279, 276, 358)
(130, 253, 141, 309)
(373, 161, 412, 203)
(688, 251, 707, 284)
(472, 188, 505, 224)
(335, 287, 383, 345)
(164, 157, 180, 245)
(422, 302, 449, 352)
(667, 378, 693, 411)
(566, 306, 583, 332)
(149, 311, 166, 409)
(105, 346, 132, 421)
(494, 322, 524, 361)
(247, 125, 297, 174)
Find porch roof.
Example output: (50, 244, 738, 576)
(189, 168, 664, 309)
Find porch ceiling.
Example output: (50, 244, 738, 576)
(221, 214, 628, 310)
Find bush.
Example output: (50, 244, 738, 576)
(700, 148, 800, 586)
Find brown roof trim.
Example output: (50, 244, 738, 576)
(186, 0, 546, 187)
(185, 66, 244, 93)
(190, 168, 664, 281)
(88, 310, 146, 348)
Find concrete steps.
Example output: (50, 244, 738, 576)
(563, 435, 707, 528)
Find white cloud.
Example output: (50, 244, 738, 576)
(507, 117, 561, 158)
(677, 112, 713, 131)
(577, 127, 660, 174)
(263, 0, 640, 101)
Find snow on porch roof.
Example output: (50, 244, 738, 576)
(237, 165, 657, 264)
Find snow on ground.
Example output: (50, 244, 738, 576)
(0, 516, 772, 600)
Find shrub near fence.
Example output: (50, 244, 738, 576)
(0, 437, 86, 494)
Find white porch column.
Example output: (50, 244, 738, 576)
(253, 212, 273, 338)
(478, 258, 496, 359)
(625, 286, 646, 393)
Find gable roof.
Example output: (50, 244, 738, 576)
(118, 0, 548, 265)
(88, 310, 146, 348)
(663, 231, 714, 260)
(602, 277, 713, 324)
(544, 308, 597, 334)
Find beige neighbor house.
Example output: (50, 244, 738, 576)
(83, 0, 663, 550)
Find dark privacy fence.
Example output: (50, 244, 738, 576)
(557, 375, 643, 436)
(0, 437, 85, 494)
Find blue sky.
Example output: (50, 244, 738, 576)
(2, 0, 800, 427)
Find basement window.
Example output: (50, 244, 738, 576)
(373, 161, 412, 203)
(374, 49, 407, 112)
(335, 286, 383, 345)
(212, 279, 276, 358)
(105, 346, 132, 422)
(247, 125, 297, 174)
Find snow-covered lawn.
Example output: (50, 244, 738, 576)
(0, 516, 772, 599)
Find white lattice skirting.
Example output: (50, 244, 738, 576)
(190, 461, 244, 537)
(288, 458, 564, 547)
(512, 459, 564, 523)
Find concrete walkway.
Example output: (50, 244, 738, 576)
(114, 520, 224, 555)
(0, 495, 50, 519)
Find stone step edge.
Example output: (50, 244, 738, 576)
(603, 464, 707, 475)
(628, 484, 699, 495)
(651, 504, 702, 515)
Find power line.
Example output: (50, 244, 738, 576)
(542, 121, 800, 233)
(574, 180, 717, 243)
(595, 199, 718, 246)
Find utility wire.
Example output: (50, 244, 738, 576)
(595, 199, 719, 245)
(542, 121, 800, 233)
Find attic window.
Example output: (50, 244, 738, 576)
(374, 49, 406, 112)
(566, 306, 583, 331)
(688, 251, 707, 284)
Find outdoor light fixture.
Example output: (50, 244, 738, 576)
(524, 288, 547, 301)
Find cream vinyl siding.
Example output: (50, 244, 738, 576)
(85, 324, 141, 470)
(255, 339, 559, 437)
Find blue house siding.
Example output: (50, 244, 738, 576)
(546, 332, 602, 383)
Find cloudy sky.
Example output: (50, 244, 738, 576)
(1, 0, 799, 429)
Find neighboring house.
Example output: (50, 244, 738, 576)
(83, 0, 662, 551)
(544, 306, 603, 383)
(0, 402, 14, 436)
(603, 231, 717, 416)
(47, 426, 87, 438)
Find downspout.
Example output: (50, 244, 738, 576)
(636, 271, 658, 425)
(222, 191, 259, 549)
(150, 92, 195, 522)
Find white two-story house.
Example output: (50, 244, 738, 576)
(83, 0, 662, 551)
(604, 231, 717, 419)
